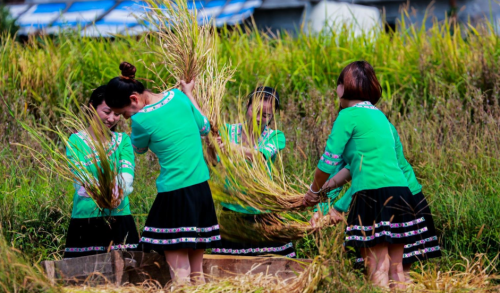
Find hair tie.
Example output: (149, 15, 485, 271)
(120, 75, 135, 81)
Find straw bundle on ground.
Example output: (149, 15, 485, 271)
(16, 107, 124, 211)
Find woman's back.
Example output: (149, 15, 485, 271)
(131, 89, 210, 193)
(323, 101, 407, 194)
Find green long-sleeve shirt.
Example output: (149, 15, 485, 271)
(67, 131, 135, 218)
(332, 122, 422, 212)
(316, 101, 408, 212)
(130, 89, 211, 192)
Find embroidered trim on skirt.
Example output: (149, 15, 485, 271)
(400, 191, 441, 264)
(63, 215, 140, 258)
(345, 187, 435, 250)
(352, 191, 442, 265)
(211, 209, 296, 258)
(140, 181, 221, 251)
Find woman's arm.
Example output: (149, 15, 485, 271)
(118, 134, 135, 197)
(303, 111, 353, 207)
(304, 167, 351, 206)
(232, 144, 258, 161)
(131, 120, 150, 155)
(180, 79, 206, 117)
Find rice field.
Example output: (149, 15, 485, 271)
(1, 9, 500, 291)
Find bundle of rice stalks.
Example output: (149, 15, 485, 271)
(142, 0, 233, 134)
(209, 108, 335, 213)
(15, 107, 124, 211)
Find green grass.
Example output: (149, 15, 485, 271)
(1, 13, 500, 291)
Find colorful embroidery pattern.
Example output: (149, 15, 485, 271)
(143, 224, 220, 234)
(404, 236, 438, 249)
(141, 235, 221, 245)
(200, 117, 210, 136)
(64, 243, 138, 253)
(133, 144, 148, 154)
(212, 242, 294, 255)
(262, 143, 278, 158)
(138, 91, 174, 113)
(120, 160, 133, 168)
(353, 101, 379, 110)
(320, 150, 342, 166)
(403, 246, 441, 258)
(346, 217, 426, 232)
(345, 226, 429, 242)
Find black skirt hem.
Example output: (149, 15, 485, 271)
(63, 215, 140, 259)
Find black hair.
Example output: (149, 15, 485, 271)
(104, 62, 146, 109)
(88, 85, 117, 132)
(246, 86, 280, 111)
(337, 61, 382, 105)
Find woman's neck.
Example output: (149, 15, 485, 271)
(143, 91, 165, 106)
(86, 124, 110, 141)
(343, 99, 365, 108)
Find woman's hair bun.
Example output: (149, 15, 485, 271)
(119, 62, 136, 79)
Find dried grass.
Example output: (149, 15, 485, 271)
(406, 254, 500, 292)
(0, 227, 59, 293)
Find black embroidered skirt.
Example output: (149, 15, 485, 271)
(140, 181, 221, 252)
(345, 187, 435, 250)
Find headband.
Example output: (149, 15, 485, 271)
(249, 90, 280, 105)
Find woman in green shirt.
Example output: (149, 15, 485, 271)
(303, 61, 434, 289)
(211, 87, 296, 258)
(64, 85, 140, 258)
(328, 122, 441, 274)
(311, 122, 441, 278)
(104, 62, 220, 284)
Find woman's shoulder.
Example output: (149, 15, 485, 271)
(113, 131, 130, 139)
(263, 127, 285, 140)
(69, 131, 87, 144)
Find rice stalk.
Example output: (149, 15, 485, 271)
(14, 106, 123, 211)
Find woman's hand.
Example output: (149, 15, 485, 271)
(303, 189, 320, 207)
(329, 208, 345, 225)
(180, 79, 195, 95)
(112, 182, 120, 199)
(309, 211, 321, 228)
(216, 136, 224, 150)
(77, 186, 91, 198)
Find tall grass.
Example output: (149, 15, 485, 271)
(0, 230, 58, 292)
(1, 12, 500, 290)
